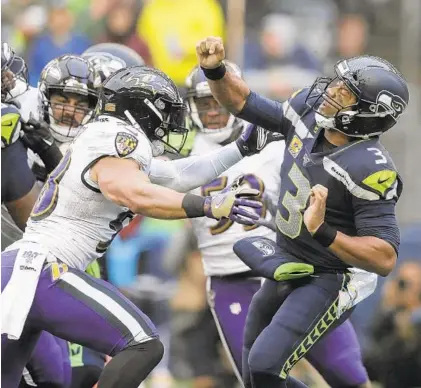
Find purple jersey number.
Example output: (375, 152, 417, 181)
(201, 173, 266, 235)
(31, 149, 72, 221)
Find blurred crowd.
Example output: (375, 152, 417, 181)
(3, 0, 420, 95)
(2, 0, 421, 387)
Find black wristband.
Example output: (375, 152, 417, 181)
(182, 193, 206, 218)
(201, 63, 226, 81)
(312, 222, 337, 247)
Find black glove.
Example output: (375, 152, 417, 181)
(21, 115, 63, 173)
(235, 123, 284, 157)
(20, 115, 55, 155)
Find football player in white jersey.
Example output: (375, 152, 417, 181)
(185, 62, 372, 388)
(1, 64, 279, 388)
(2, 43, 72, 388)
(33, 50, 144, 388)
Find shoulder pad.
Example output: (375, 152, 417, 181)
(1, 103, 21, 148)
(77, 116, 153, 173)
(329, 138, 402, 200)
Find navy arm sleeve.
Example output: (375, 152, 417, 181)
(1, 140, 36, 203)
(237, 91, 287, 136)
(352, 197, 400, 254)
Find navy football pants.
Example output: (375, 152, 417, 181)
(243, 273, 352, 388)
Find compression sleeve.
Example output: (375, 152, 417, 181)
(237, 91, 287, 135)
(149, 142, 243, 192)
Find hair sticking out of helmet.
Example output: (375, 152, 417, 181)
(305, 55, 409, 138)
(1, 42, 29, 102)
(96, 65, 188, 156)
(38, 55, 101, 143)
(185, 60, 246, 144)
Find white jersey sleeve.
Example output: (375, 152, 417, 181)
(149, 142, 243, 193)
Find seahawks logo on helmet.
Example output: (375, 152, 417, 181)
(373, 90, 407, 121)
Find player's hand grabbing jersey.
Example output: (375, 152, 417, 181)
(23, 115, 152, 270)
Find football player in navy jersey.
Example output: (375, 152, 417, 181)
(196, 37, 409, 388)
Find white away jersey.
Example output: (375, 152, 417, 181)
(22, 115, 153, 270)
(190, 134, 284, 276)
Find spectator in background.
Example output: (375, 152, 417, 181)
(243, 13, 321, 100)
(244, 13, 321, 72)
(98, 0, 153, 66)
(2, 3, 48, 57)
(364, 261, 421, 388)
(70, 0, 117, 43)
(26, 5, 91, 85)
(336, 14, 368, 58)
(137, 0, 225, 86)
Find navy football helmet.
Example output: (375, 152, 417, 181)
(96, 66, 188, 156)
(1, 42, 28, 102)
(306, 55, 409, 138)
(82, 43, 145, 82)
(38, 55, 101, 142)
(185, 60, 245, 144)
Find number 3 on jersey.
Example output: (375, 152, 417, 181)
(275, 163, 311, 239)
(201, 174, 266, 235)
(31, 150, 72, 221)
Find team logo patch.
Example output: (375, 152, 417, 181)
(288, 135, 303, 158)
(115, 132, 138, 157)
(252, 240, 275, 256)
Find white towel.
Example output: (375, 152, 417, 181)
(2, 242, 47, 340)
(337, 268, 378, 319)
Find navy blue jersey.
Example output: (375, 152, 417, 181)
(239, 88, 402, 270)
(1, 139, 36, 203)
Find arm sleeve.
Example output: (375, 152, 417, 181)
(1, 141, 36, 202)
(237, 91, 287, 136)
(149, 142, 243, 192)
(352, 196, 400, 254)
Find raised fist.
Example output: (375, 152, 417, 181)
(196, 36, 225, 69)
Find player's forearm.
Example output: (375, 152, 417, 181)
(329, 233, 396, 276)
(149, 142, 243, 192)
(208, 71, 250, 114)
(126, 182, 192, 219)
